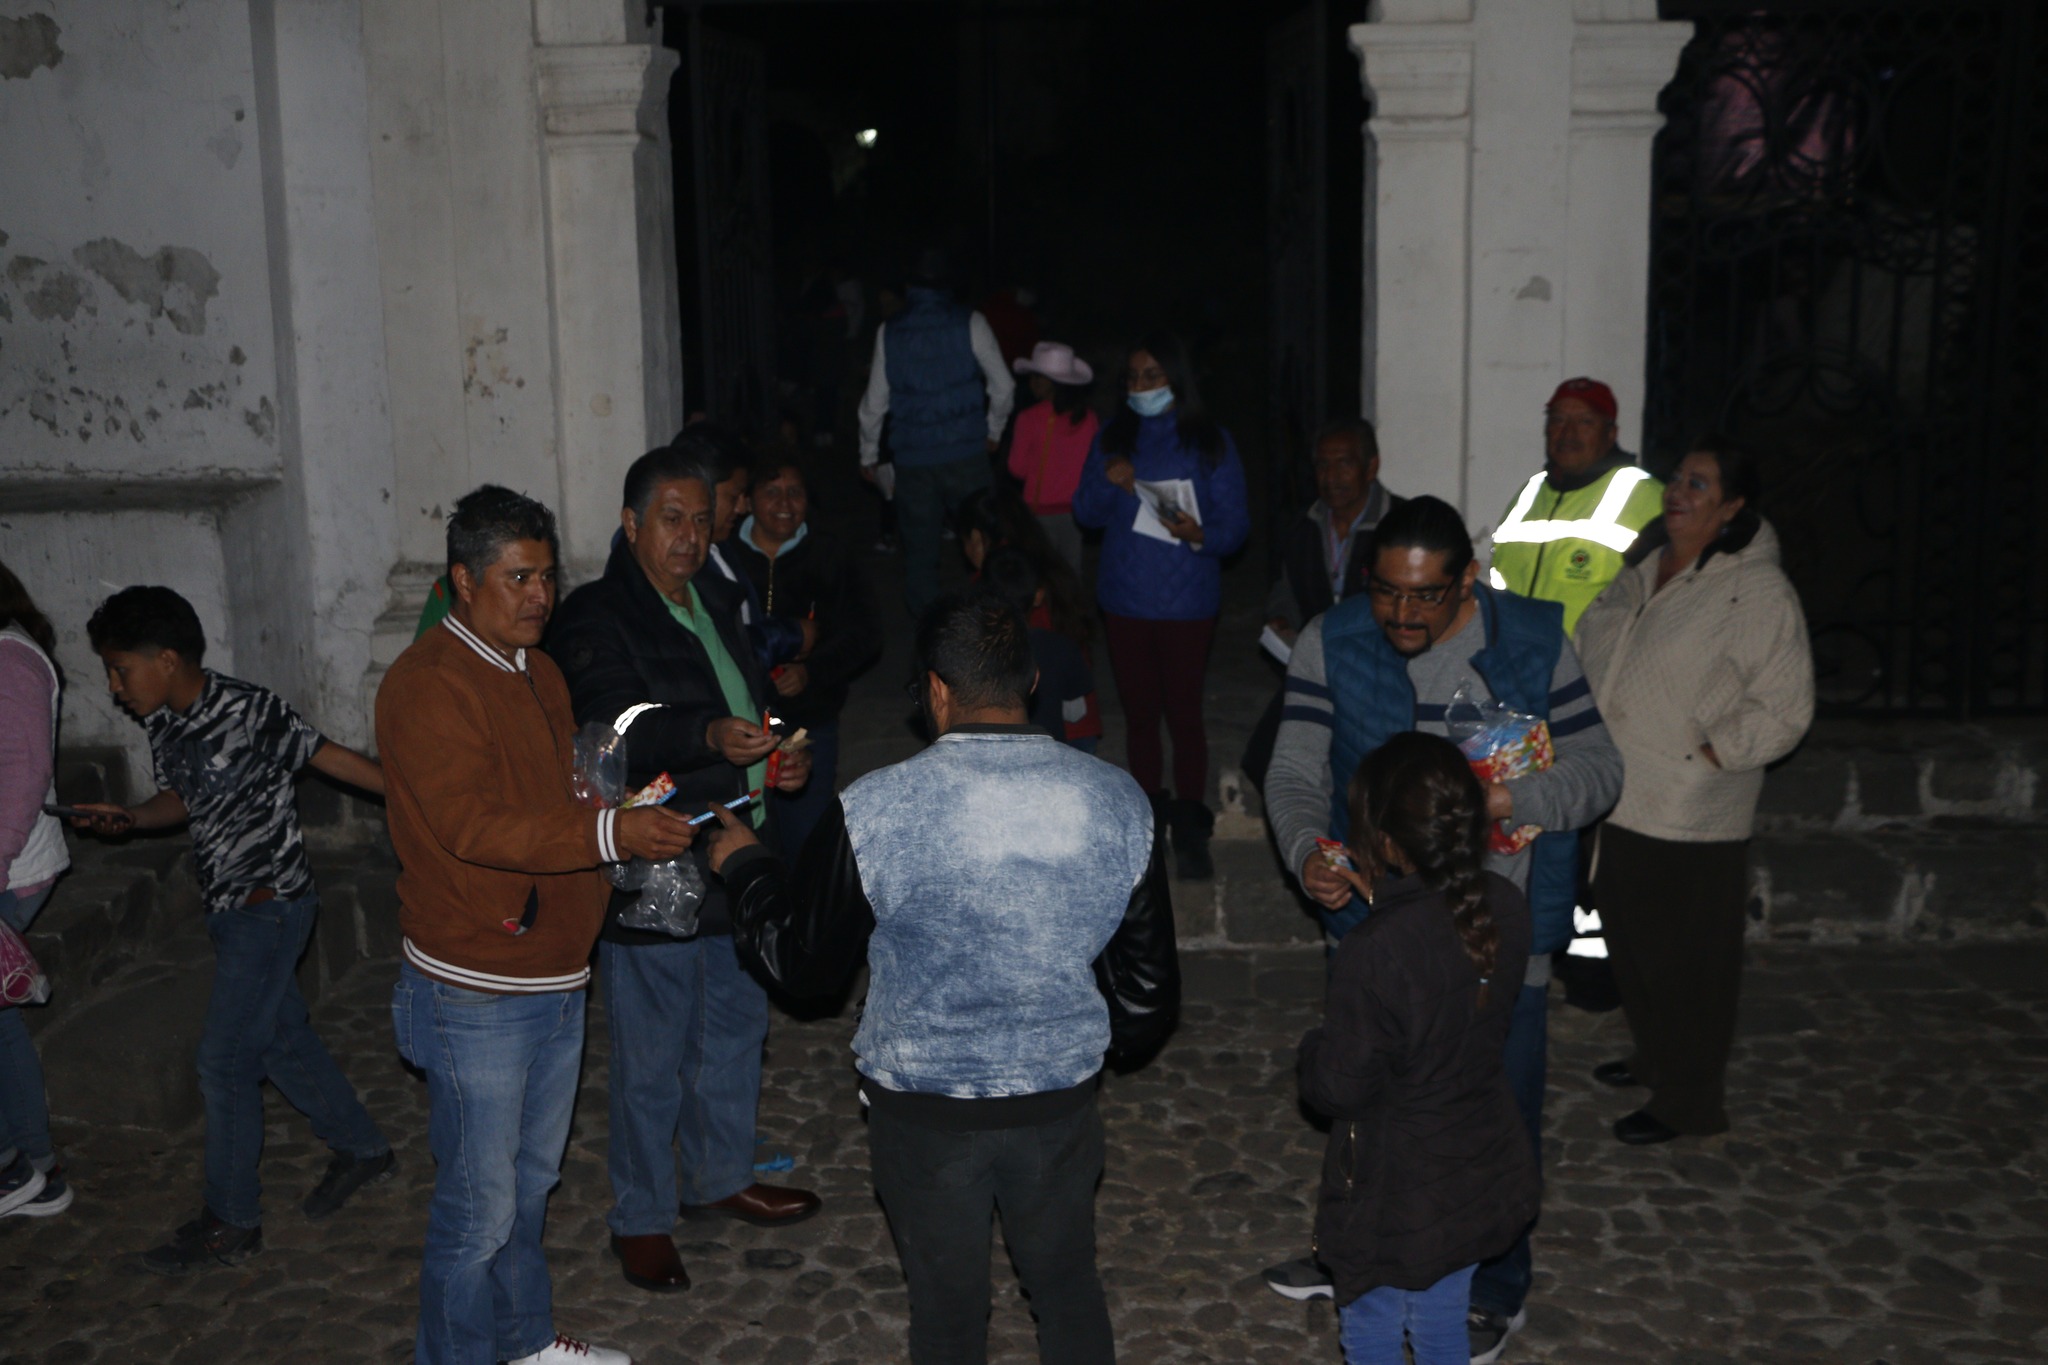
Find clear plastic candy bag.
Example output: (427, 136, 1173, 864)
(1442, 682, 1553, 854)
(570, 721, 706, 937)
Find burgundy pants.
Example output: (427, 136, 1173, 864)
(1101, 613, 1216, 801)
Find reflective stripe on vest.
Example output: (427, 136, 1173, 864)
(1492, 466, 1655, 554)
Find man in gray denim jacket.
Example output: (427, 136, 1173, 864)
(705, 590, 1179, 1365)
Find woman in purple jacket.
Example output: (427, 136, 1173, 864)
(1072, 333, 1249, 879)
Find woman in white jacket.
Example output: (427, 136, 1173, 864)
(1574, 439, 1813, 1146)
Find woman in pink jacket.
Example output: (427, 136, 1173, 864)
(1006, 341, 1098, 576)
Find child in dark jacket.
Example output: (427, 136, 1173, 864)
(1297, 733, 1540, 1365)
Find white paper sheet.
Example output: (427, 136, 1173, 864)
(1131, 477, 1201, 545)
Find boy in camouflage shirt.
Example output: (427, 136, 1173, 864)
(77, 587, 393, 1274)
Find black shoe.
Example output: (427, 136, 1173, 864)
(1613, 1109, 1681, 1146)
(303, 1149, 397, 1221)
(1168, 798, 1215, 881)
(140, 1210, 263, 1275)
(1592, 1060, 1638, 1088)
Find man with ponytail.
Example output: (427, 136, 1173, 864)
(1263, 495, 1622, 1363)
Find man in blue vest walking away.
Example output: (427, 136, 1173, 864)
(1262, 495, 1623, 1365)
(857, 248, 1017, 616)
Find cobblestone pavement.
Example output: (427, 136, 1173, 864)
(2, 938, 2044, 1364)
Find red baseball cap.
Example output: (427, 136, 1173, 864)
(1546, 377, 1617, 422)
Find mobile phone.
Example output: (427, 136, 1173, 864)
(42, 803, 87, 820)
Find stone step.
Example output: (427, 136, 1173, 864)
(1749, 820, 2048, 942)
(19, 839, 193, 1039)
(1171, 814, 2047, 951)
(24, 840, 401, 1131)
(1755, 717, 2047, 827)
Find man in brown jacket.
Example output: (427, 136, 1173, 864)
(377, 485, 695, 1365)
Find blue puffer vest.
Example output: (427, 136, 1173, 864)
(1320, 586, 1579, 953)
(884, 289, 987, 467)
(839, 729, 1154, 1097)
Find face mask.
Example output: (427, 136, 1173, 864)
(1128, 386, 1175, 418)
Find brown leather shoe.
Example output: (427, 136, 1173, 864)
(680, 1182, 821, 1227)
(609, 1232, 691, 1292)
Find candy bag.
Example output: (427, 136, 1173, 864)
(1443, 682, 1553, 854)
(571, 720, 706, 937)
(0, 917, 50, 1007)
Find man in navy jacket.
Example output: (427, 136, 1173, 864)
(1263, 496, 1622, 1364)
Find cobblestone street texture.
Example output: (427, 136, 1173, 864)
(1, 939, 2043, 1363)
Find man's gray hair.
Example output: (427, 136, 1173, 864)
(622, 444, 713, 519)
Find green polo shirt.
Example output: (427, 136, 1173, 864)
(664, 583, 767, 827)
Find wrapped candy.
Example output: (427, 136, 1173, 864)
(1443, 683, 1553, 854)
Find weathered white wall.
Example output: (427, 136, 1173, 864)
(0, 1, 279, 484)
(0, 508, 235, 784)
(2, 0, 686, 787)
(1352, 0, 1690, 530)
(0, 0, 397, 771)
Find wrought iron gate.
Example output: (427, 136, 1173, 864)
(1645, 1, 2048, 715)
(684, 18, 776, 440)
(1266, 2, 1329, 572)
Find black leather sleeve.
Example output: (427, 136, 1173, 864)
(1095, 829, 1181, 1067)
(724, 796, 874, 998)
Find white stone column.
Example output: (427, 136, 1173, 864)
(1351, 0, 1689, 529)
(1352, 0, 1475, 510)
(535, 5, 683, 582)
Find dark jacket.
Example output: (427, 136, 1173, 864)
(885, 288, 987, 465)
(1299, 871, 1539, 1301)
(723, 725, 1179, 1096)
(546, 539, 771, 942)
(1268, 484, 1399, 631)
(1070, 413, 1251, 621)
(720, 525, 880, 731)
(1319, 586, 1584, 951)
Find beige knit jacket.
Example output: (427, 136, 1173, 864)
(1574, 519, 1814, 843)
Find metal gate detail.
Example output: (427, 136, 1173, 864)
(687, 21, 775, 440)
(1646, 2, 2048, 715)
(1266, 2, 1329, 572)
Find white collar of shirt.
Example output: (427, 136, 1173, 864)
(442, 614, 527, 673)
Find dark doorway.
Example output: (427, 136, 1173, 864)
(1647, 0, 2048, 715)
(660, 0, 1365, 560)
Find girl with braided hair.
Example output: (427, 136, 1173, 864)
(1297, 732, 1541, 1365)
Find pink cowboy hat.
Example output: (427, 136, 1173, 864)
(1013, 341, 1093, 386)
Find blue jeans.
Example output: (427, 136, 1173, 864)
(199, 893, 386, 1227)
(767, 719, 839, 858)
(1340, 1263, 1477, 1365)
(601, 933, 767, 1235)
(0, 884, 55, 1164)
(896, 454, 992, 618)
(1471, 981, 1546, 1316)
(393, 964, 583, 1365)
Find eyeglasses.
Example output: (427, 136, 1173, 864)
(1366, 578, 1456, 608)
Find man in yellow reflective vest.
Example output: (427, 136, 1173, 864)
(1488, 377, 1665, 636)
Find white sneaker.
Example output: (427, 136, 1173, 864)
(509, 1334, 631, 1365)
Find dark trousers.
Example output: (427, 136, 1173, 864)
(1101, 612, 1216, 801)
(869, 1097, 1114, 1365)
(897, 455, 992, 619)
(1593, 825, 1749, 1135)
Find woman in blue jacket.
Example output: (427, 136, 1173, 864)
(1072, 333, 1249, 878)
